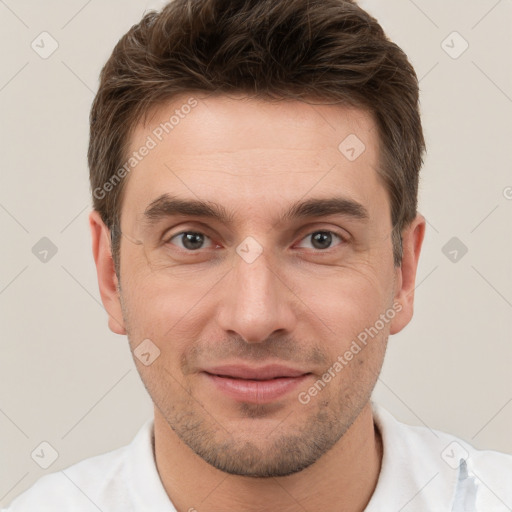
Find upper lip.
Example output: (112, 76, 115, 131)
(203, 364, 310, 380)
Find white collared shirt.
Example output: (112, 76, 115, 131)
(3, 402, 512, 511)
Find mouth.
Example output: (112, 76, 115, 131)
(202, 364, 313, 403)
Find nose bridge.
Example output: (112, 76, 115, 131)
(216, 244, 296, 343)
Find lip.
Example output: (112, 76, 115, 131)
(204, 364, 309, 380)
(202, 364, 312, 403)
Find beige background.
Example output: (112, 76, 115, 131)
(1, 0, 511, 506)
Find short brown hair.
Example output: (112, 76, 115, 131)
(88, 0, 425, 272)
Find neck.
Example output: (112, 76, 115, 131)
(154, 401, 383, 512)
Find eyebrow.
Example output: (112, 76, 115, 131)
(142, 193, 369, 228)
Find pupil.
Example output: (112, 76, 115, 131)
(183, 232, 204, 250)
(312, 232, 331, 250)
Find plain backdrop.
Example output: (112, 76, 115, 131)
(1, 0, 511, 506)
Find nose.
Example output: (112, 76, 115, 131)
(216, 248, 298, 344)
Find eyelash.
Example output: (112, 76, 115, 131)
(165, 229, 349, 253)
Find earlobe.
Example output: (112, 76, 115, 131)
(389, 214, 426, 335)
(89, 210, 126, 335)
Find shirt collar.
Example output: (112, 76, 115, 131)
(125, 417, 177, 512)
(125, 403, 462, 511)
(364, 401, 460, 511)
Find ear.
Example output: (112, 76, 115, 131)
(89, 210, 126, 335)
(389, 213, 426, 335)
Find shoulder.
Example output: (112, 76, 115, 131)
(371, 402, 512, 510)
(3, 444, 131, 512)
(384, 405, 512, 474)
(2, 420, 155, 512)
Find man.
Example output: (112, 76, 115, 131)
(4, 0, 511, 510)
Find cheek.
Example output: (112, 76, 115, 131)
(121, 265, 223, 346)
(288, 263, 392, 338)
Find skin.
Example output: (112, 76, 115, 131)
(90, 93, 425, 512)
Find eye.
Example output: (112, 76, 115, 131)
(165, 229, 346, 253)
(167, 231, 215, 251)
(296, 230, 346, 251)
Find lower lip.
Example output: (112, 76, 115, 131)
(203, 372, 311, 403)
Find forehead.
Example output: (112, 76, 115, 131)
(121, 93, 387, 225)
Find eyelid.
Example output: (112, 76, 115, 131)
(163, 222, 219, 243)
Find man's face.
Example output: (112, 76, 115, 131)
(113, 94, 404, 477)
